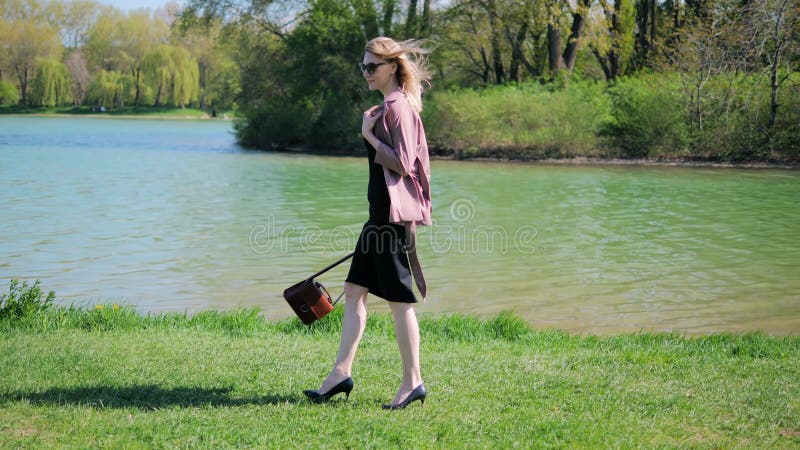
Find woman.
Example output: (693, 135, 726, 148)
(303, 37, 433, 410)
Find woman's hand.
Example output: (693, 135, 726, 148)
(362, 105, 383, 137)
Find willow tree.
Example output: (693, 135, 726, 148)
(87, 69, 127, 108)
(0, 80, 20, 105)
(174, 17, 228, 109)
(170, 46, 200, 108)
(143, 45, 199, 107)
(142, 46, 172, 106)
(0, 18, 61, 105)
(118, 10, 168, 105)
(30, 58, 73, 106)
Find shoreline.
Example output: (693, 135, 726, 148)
(271, 144, 800, 169)
(2, 113, 233, 121)
(437, 155, 800, 170)
(5, 114, 796, 168)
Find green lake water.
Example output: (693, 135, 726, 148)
(1, 116, 798, 334)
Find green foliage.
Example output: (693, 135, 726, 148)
(237, 0, 371, 149)
(30, 58, 73, 107)
(140, 45, 199, 108)
(0, 79, 19, 105)
(0, 279, 55, 320)
(603, 73, 690, 158)
(87, 69, 129, 108)
(424, 80, 610, 159)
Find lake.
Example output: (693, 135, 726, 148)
(1, 116, 798, 334)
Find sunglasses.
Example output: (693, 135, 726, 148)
(359, 62, 389, 75)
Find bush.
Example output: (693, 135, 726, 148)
(602, 74, 690, 158)
(424, 80, 609, 159)
(0, 279, 55, 320)
(0, 80, 20, 105)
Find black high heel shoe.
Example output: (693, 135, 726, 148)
(303, 377, 354, 403)
(382, 384, 426, 410)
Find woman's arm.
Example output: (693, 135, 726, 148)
(371, 103, 419, 177)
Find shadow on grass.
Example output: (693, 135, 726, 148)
(1, 384, 307, 410)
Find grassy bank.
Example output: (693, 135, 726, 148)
(2, 282, 799, 448)
(0, 105, 235, 119)
(422, 73, 800, 165)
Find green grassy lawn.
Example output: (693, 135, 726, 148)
(0, 105, 235, 119)
(1, 305, 798, 448)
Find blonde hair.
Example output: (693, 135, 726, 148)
(365, 37, 432, 113)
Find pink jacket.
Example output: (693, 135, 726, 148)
(372, 88, 433, 227)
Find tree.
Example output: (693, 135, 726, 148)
(634, 0, 658, 65)
(0, 80, 20, 105)
(87, 69, 127, 108)
(662, 2, 752, 132)
(747, 0, 800, 129)
(0, 18, 61, 105)
(56, 0, 103, 49)
(441, 0, 515, 85)
(30, 58, 73, 106)
(590, 0, 636, 80)
(406, 0, 419, 37)
(142, 45, 198, 107)
(546, 0, 593, 80)
(64, 49, 91, 105)
(382, 0, 395, 35)
(174, 17, 240, 109)
(85, 7, 125, 71)
(118, 10, 169, 105)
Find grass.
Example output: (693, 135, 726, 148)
(2, 281, 799, 447)
(0, 105, 235, 119)
(1, 304, 799, 448)
(423, 81, 610, 161)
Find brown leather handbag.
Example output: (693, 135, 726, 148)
(283, 253, 354, 325)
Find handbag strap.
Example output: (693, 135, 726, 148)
(309, 252, 354, 308)
(332, 290, 346, 307)
(308, 252, 355, 279)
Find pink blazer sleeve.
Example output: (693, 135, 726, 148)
(374, 103, 418, 177)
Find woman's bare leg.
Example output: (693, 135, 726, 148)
(388, 301, 423, 404)
(318, 282, 369, 392)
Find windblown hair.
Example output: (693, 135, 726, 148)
(365, 37, 432, 113)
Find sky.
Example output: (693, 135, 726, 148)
(94, 0, 184, 12)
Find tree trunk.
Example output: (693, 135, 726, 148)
(562, 0, 590, 72)
(591, 48, 612, 80)
(547, 24, 564, 80)
(638, 0, 650, 57)
(406, 0, 418, 38)
(382, 0, 395, 36)
(769, 49, 779, 128)
(507, 22, 529, 82)
(489, 0, 504, 84)
(421, 0, 432, 37)
(608, 0, 621, 79)
(479, 47, 491, 84)
(17, 67, 28, 105)
(650, 0, 657, 46)
(353, 0, 379, 39)
(132, 67, 141, 106)
(199, 62, 207, 110)
(547, 24, 563, 79)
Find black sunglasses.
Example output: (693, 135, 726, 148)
(359, 62, 389, 75)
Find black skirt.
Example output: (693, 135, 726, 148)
(344, 140, 417, 303)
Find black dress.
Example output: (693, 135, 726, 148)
(344, 140, 417, 303)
